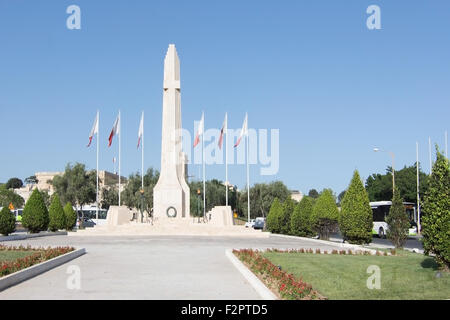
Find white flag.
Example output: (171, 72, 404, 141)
(137, 112, 144, 149)
(193, 112, 204, 148)
(234, 113, 248, 148)
(108, 113, 120, 147)
(87, 112, 99, 147)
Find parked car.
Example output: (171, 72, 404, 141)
(253, 218, 265, 230)
(244, 219, 255, 228)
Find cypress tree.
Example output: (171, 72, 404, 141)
(48, 194, 66, 232)
(267, 198, 282, 233)
(279, 197, 295, 235)
(290, 196, 314, 237)
(386, 187, 410, 248)
(340, 170, 373, 244)
(311, 190, 339, 240)
(422, 149, 449, 270)
(22, 189, 49, 233)
(0, 206, 16, 236)
(64, 202, 78, 231)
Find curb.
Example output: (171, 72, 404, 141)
(269, 233, 379, 255)
(0, 248, 86, 292)
(0, 231, 68, 242)
(225, 249, 277, 300)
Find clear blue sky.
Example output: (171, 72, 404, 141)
(0, 0, 449, 195)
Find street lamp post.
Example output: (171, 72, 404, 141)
(374, 148, 396, 193)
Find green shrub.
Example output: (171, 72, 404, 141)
(311, 190, 339, 240)
(279, 198, 295, 234)
(422, 149, 450, 270)
(48, 194, 66, 232)
(290, 196, 314, 237)
(22, 189, 49, 233)
(386, 187, 410, 248)
(339, 170, 373, 244)
(267, 198, 282, 233)
(64, 202, 78, 231)
(0, 207, 16, 236)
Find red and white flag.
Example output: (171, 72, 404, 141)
(234, 113, 248, 148)
(218, 113, 227, 150)
(108, 113, 120, 147)
(87, 112, 99, 147)
(193, 112, 204, 148)
(137, 112, 144, 149)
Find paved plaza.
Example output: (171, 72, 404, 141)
(0, 234, 345, 300)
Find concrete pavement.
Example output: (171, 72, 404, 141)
(0, 234, 345, 300)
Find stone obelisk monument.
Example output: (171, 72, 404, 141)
(153, 44, 190, 219)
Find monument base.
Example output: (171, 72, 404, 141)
(106, 206, 135, 227)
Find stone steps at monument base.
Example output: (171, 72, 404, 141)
(69, 220, 269, 237)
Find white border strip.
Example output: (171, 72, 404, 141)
(0, 248, 86, 292)
(225, 249, 277, 300)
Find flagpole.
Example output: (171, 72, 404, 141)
(202, 112, 206, 221)
(416, 142, 421, 235)
(142, 111, 144, 189)
(225, 113, 228, 207)
(119, 110, 121, 207)
(96, 110, 99, 226)
(246, 114, 250, 224)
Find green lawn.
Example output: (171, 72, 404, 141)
(263, 251, 450, 300)
(0, 250, 39, 263)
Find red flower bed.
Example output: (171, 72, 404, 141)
(233, 249, 326, 300)
(0, 245, 75, 278)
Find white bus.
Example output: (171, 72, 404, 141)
(370, 201, 418, 238)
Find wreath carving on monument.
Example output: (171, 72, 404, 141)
(166, 206, 177, 218)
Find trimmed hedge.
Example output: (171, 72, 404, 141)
(311, 190, 339, 240)
(267, 198, 282, 233)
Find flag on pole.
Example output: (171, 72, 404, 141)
(193, 113, 204, 148)
(218, 113, 227, 150)
(234, 113, 248, 148)
(87, 112, 99, 147)
(108, 114, 120, 147)
(137, 112, 144, 149)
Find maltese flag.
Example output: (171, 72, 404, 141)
(137, 112, 144, 149)
(218, 113, 227, 150)
(193, 112, 204, 148)
(234, 113, 248, 148)
(87, 112, 99, 147)
(108, 113, 120, 147)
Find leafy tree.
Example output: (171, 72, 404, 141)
(121, 168, 159, 212)
(64, 202, 78, 231)
(421, 149, 450, 270)
(51, 163, 97, 227)
(0, 185, 25, 209)
(239, 181, 290, 219)
(0, 206, 16, 236)
(308, 189, 320, 199)
(5, 178, 23, 190)
(311, 189, 339, 240)
(48, 194, 66, 232)
(24, 176, 38, 185)
(22, 189, 49, 233)
(290, 196, 314, 237)
(266, 198, 283, 233)
(386, 187, 410, 248)
(340, 170, 373, 244)
(366, 164, 429, 203)
(101, 186, 119, 210)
